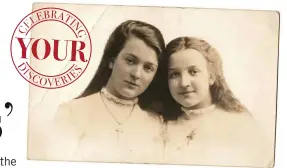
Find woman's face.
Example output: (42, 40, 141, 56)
(168, 49, 213, 109)
(106, 36, 158, 100)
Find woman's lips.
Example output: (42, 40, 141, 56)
(125, 81, 139, 87)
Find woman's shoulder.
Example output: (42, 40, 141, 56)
(211, 108, 254, 124)
(61, 92, 101, 109)
(201, 108, 260, 140)
(52, 92, 101, 128)
(212, 108, 265, 142)
(61, 92, 101, 110)
(137, 107, 165, 126)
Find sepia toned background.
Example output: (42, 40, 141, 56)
(27, 2, 279, 164)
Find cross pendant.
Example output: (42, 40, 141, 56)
(115, 128, 123, 140)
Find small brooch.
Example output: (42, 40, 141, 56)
(186, 129, 196, 145)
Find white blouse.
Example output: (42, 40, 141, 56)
(44, 88, 164, 164)
(162, 105, 273, 167)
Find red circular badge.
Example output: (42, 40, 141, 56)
(10, 7, 92, 89)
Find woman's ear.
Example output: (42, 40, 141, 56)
(109, 58, 115, 69)
(109, 61, 113, 69)
(209, 73, 216, 85)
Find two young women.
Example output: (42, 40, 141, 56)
(46, 20, 272, 167)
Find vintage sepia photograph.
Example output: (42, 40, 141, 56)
(27, 2, 279, 168)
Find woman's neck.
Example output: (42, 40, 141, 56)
(101, 87, 138, 106)
(181, 104, 216, 117)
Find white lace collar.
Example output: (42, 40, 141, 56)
(181, 104, 216, 117)
(100, 87, 138, 106)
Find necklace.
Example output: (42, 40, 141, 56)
(181, 104, 217, 119)
(100, 87, 138, 106)
(99, 90, 136, 140)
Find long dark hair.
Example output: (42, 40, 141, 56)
(159, 37, 248, 120)
(76, 20, 165, 113)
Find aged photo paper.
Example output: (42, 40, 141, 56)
(26, 2, 279, 168)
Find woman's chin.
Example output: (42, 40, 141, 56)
(180, 100, 199, 109)
(119, 89, 140, 100)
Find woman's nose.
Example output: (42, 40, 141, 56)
(130, 66, 141, 80)
(179, 74, 191, 89)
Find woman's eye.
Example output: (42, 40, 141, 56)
(190, 69, 200, 76)
(144, 65, 155, 72)
(168, 72, 180, 78)
(125, 58, 135, 65)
